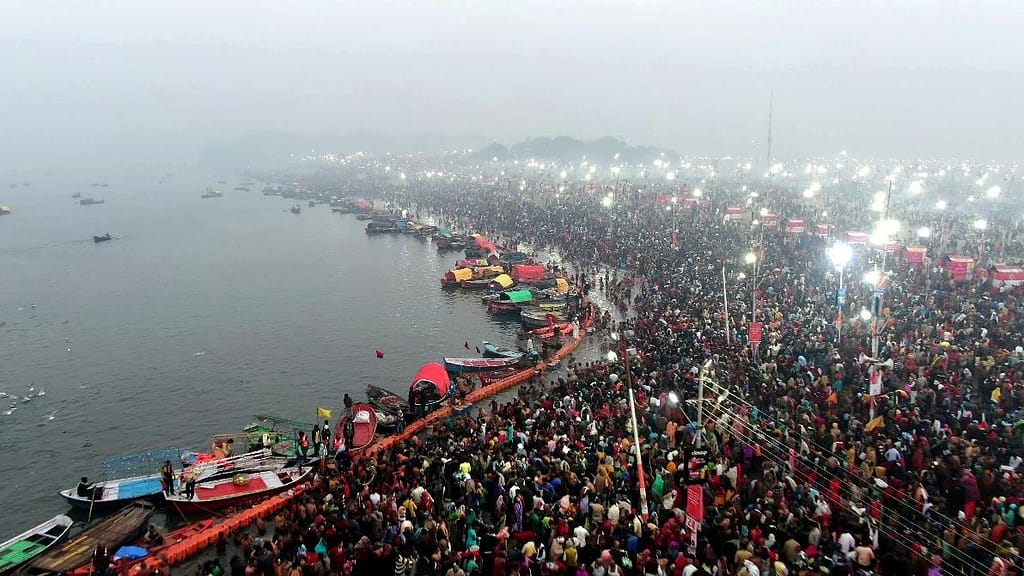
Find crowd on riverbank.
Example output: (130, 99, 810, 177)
(184, 178, 1024, 576)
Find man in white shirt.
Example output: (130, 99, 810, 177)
(837, 531, 856, 558)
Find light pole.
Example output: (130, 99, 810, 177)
(722, 264, 731, 345)
(696, 359, 714, 448)
(828, 243, 852, 345)
(609, 333, 649, 521)
(744, 251, 759, 356)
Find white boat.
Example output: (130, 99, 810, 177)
(0, 514, 73, 575)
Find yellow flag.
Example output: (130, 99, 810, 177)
(317, 406, 332, 420)
(865, 415, 885, 431)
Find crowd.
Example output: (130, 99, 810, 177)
(185, 172, 1024, 576)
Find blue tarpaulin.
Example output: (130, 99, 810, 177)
(114, 546, 149, 560)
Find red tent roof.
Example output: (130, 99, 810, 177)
(410, 362, 451, 397)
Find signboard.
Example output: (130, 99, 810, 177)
(748, 322, 763, 343)
(869, 366, 883, 396)
(685, 448, 712, 485)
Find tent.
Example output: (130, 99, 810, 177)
(555, 277, 570, 294)
(513, 264, 548, 283)
(945, 256, 975, 282)
(784, 219, 806, 236)
(490, 274, 515, 290)
(762, 214, 780, 231)
(410, 362, 451, 409)
(905, 246, 927, 265)
(992, 265, 1024, 287)
(847, 231, 868, 245)
(883, 241, 902, 254)
(813, 223, 833, 238)
(723, 207, 744, 222)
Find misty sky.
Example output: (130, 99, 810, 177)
(2, 0, 1022, 170)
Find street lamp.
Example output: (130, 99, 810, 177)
(828, 243, 853, 345)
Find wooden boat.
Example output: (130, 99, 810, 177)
(443, 356, 523, 374)
(530, 322, 574, 339)
(482, 341, 525, 360)
(475, 367, 522, 386)
(243, 416, 316, 458)
(200, 188, 223, 199)
(0, 515, 73, 575)
(290, 205, 301, 214)
(366, 385, 410, 415)
(59, 473, 175, 512)
(487, 300, 522, 315)
(24, 502, 154, 575)
(460, 277, 493, 290)
(366, 221, 394, 234)
(60, 449, 283, 511)
(356, 212, 374, 220)
(335, 403, 378, 453)
(520, 309, 567, 328)
(457, 258, 489, 269)
(93, 234, 112, 243)
(165, 463, 314, 514)
(58, 448, 190, 511)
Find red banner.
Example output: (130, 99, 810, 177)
(749, 322, 763, 343)
(686, 484, 704, 523)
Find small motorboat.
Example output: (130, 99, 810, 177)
(93, 233, 113, 243)
(79, 198, 104, 206)
(366, 385, 410, 415)
(200, 188, 223, 199)
(335, 403, 378, 453)
(482, 341, 525, 360)
(71, 192, 81, 199)
(0, 514, 73, 575)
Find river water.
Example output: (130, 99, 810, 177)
(0, 172, 527, 533)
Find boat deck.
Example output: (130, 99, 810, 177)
(112, 477, 166, 500)
(195, 476, 270, 500)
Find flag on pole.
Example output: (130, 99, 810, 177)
(317, 406, 332, 420)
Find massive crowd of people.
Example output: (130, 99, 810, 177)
(189, 172, 1024, 576)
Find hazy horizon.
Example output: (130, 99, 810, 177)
(2, 0, 1022, 172)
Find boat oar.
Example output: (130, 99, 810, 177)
(87, 485, 98, 523)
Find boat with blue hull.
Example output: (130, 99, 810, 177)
(59, 448, 281, 511)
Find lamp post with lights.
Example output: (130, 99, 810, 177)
(828, 243, 853, 345)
